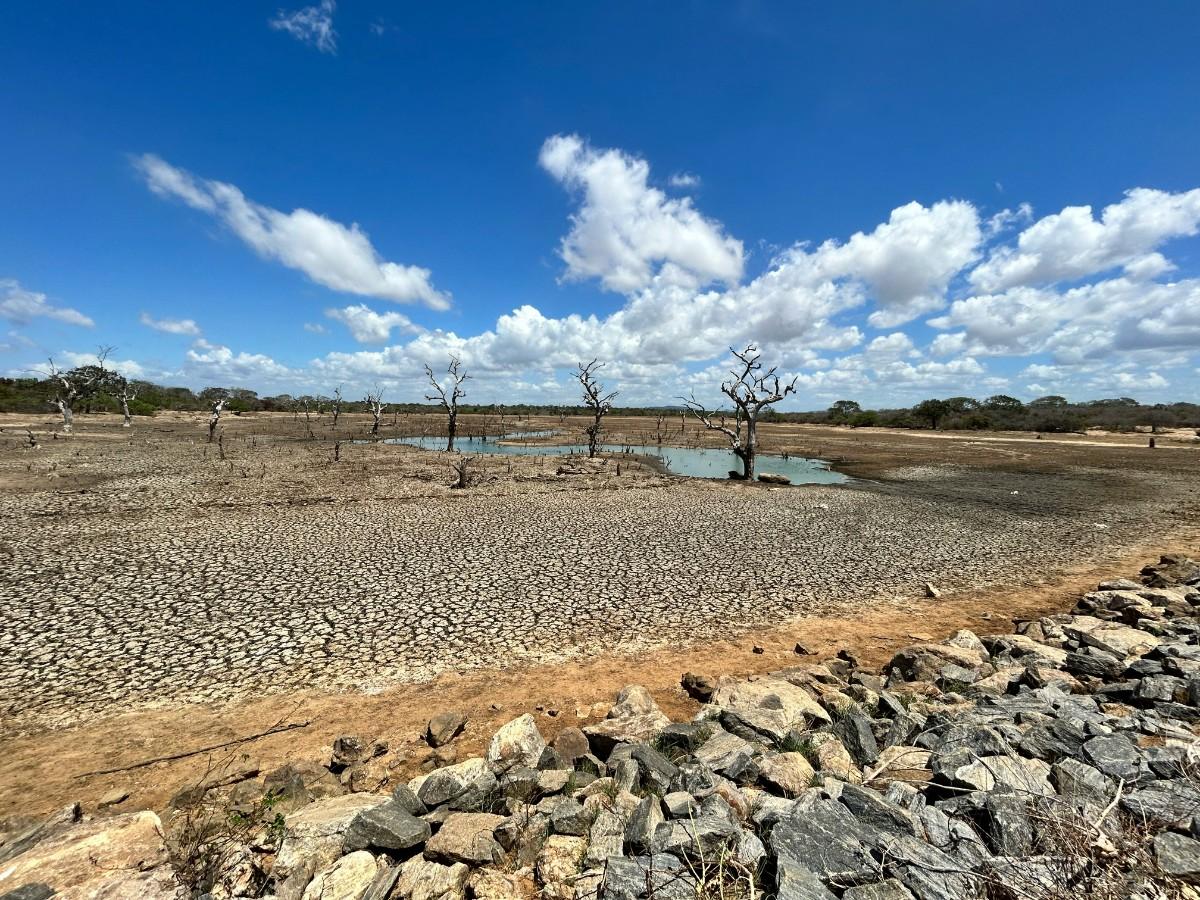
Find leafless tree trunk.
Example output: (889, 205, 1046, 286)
(208, 398, 228, 443)
(450, 455, 474, 489)
(655, 415, 666, 445)
(365, 388, 386, 436)
(575, 359, 618, 458)
(682, 343, 797, 481)
(301, 399, 315, 440)
(119, 386, 138, 427)
(424, 356, 469, 452)
(330, 386, 343, 428)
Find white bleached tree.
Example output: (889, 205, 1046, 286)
(682, 343, 797, 481)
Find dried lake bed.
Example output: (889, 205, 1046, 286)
(2, 412, 1198, 733)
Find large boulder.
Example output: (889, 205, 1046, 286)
(414, 757, 496, 808)
(0, 811, 183, 899)
(343, 800, 430, 852)
(583, 686, 671, 756)
(769, 799, 878, 885)
(274, 793, 389, 900)
(487, 715, 546, 773)
(708, 677, 830, 742)
(301, 851, 382, 900)
(887, 643, 985, 683)
(394, 853, 469, 900)
(424, 812, 506, 866)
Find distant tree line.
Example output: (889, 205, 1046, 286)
(783, 395, 1200, 433)
(3, 373, 1196, 434)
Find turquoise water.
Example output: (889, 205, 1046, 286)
(387, 432, 847, 484)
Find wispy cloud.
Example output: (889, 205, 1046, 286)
(134, 154, 450, 309)
(668, 172, 701, 188)
(0, 279, 94, 328)
(270, 0, 337, 54)
(139, 312, 201, 336)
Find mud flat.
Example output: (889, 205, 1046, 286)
(0, 412, 1198, 814)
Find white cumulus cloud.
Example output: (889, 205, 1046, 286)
(325, 304, 423, 344)
(970, 187, 1200, 291)
(1, 280, 94, 328)
(539, 134, 744, 293)
(134, 154, 449, 309)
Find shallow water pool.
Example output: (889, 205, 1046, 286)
(387, 432, 848, 484)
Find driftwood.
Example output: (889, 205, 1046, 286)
(73, 719, 311, 779)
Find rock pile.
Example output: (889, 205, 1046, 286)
(3, 554, 1200, 899)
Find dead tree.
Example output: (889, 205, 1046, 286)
(41, 346, 111, 434)
(365, 387, 386, 436)
(424, 356, 469, 451)
(208, 397, 228, 443)
(681, 343, 797, 481)
(450, 455, 474, 489)
(575, 359, 618, 458)
(118, 383, 138, 427)
(330, 386, 343, 427)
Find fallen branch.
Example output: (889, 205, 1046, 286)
(73, 719, 311, 778)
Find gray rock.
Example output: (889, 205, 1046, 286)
(584, 712, 670, 757)
(416, 757, 493, 808)
(1050, 758, 1113, 807)
(584, 808, 626, 868)
(342, 800, 430, 852)
(1153, 831, 1200, 883)
(1082, 734, 1143, 782)
(864, 831, 980, 900)
(838, 784, 919, 836)
(774, 861, 839, 899)
(663, 791, 699, 819)
(1122, 779, 1200, 828)
(654, 814, 740, 860)
(600, 854, 698, 899)
(425, 710, 467, 747)
(330, 734, 370, 770)
(616, 743, 678, 794)
(360, 864, 400, 900)
(536, 768, 573, 796)
(842, 881, 917, 900)
(695, 729, 759, 782)
(837, 710, 880, 767)
(769, 799, 878, 884)
(500, 766, 540, 801)
(626, 795, 666, 854)
(389, 783, 427, 817)
(550, 798, 593, 836)
(1018, 718, 1088, 762)
(981, 793, 1033, 857)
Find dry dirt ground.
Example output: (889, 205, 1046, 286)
(1, 410, 1198, 818)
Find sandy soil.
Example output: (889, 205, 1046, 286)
(1, 411, 1197, 819)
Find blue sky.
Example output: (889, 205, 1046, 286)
(2, 2, 1199, 407)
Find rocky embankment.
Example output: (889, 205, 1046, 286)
(4, 554, 1200, 899)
